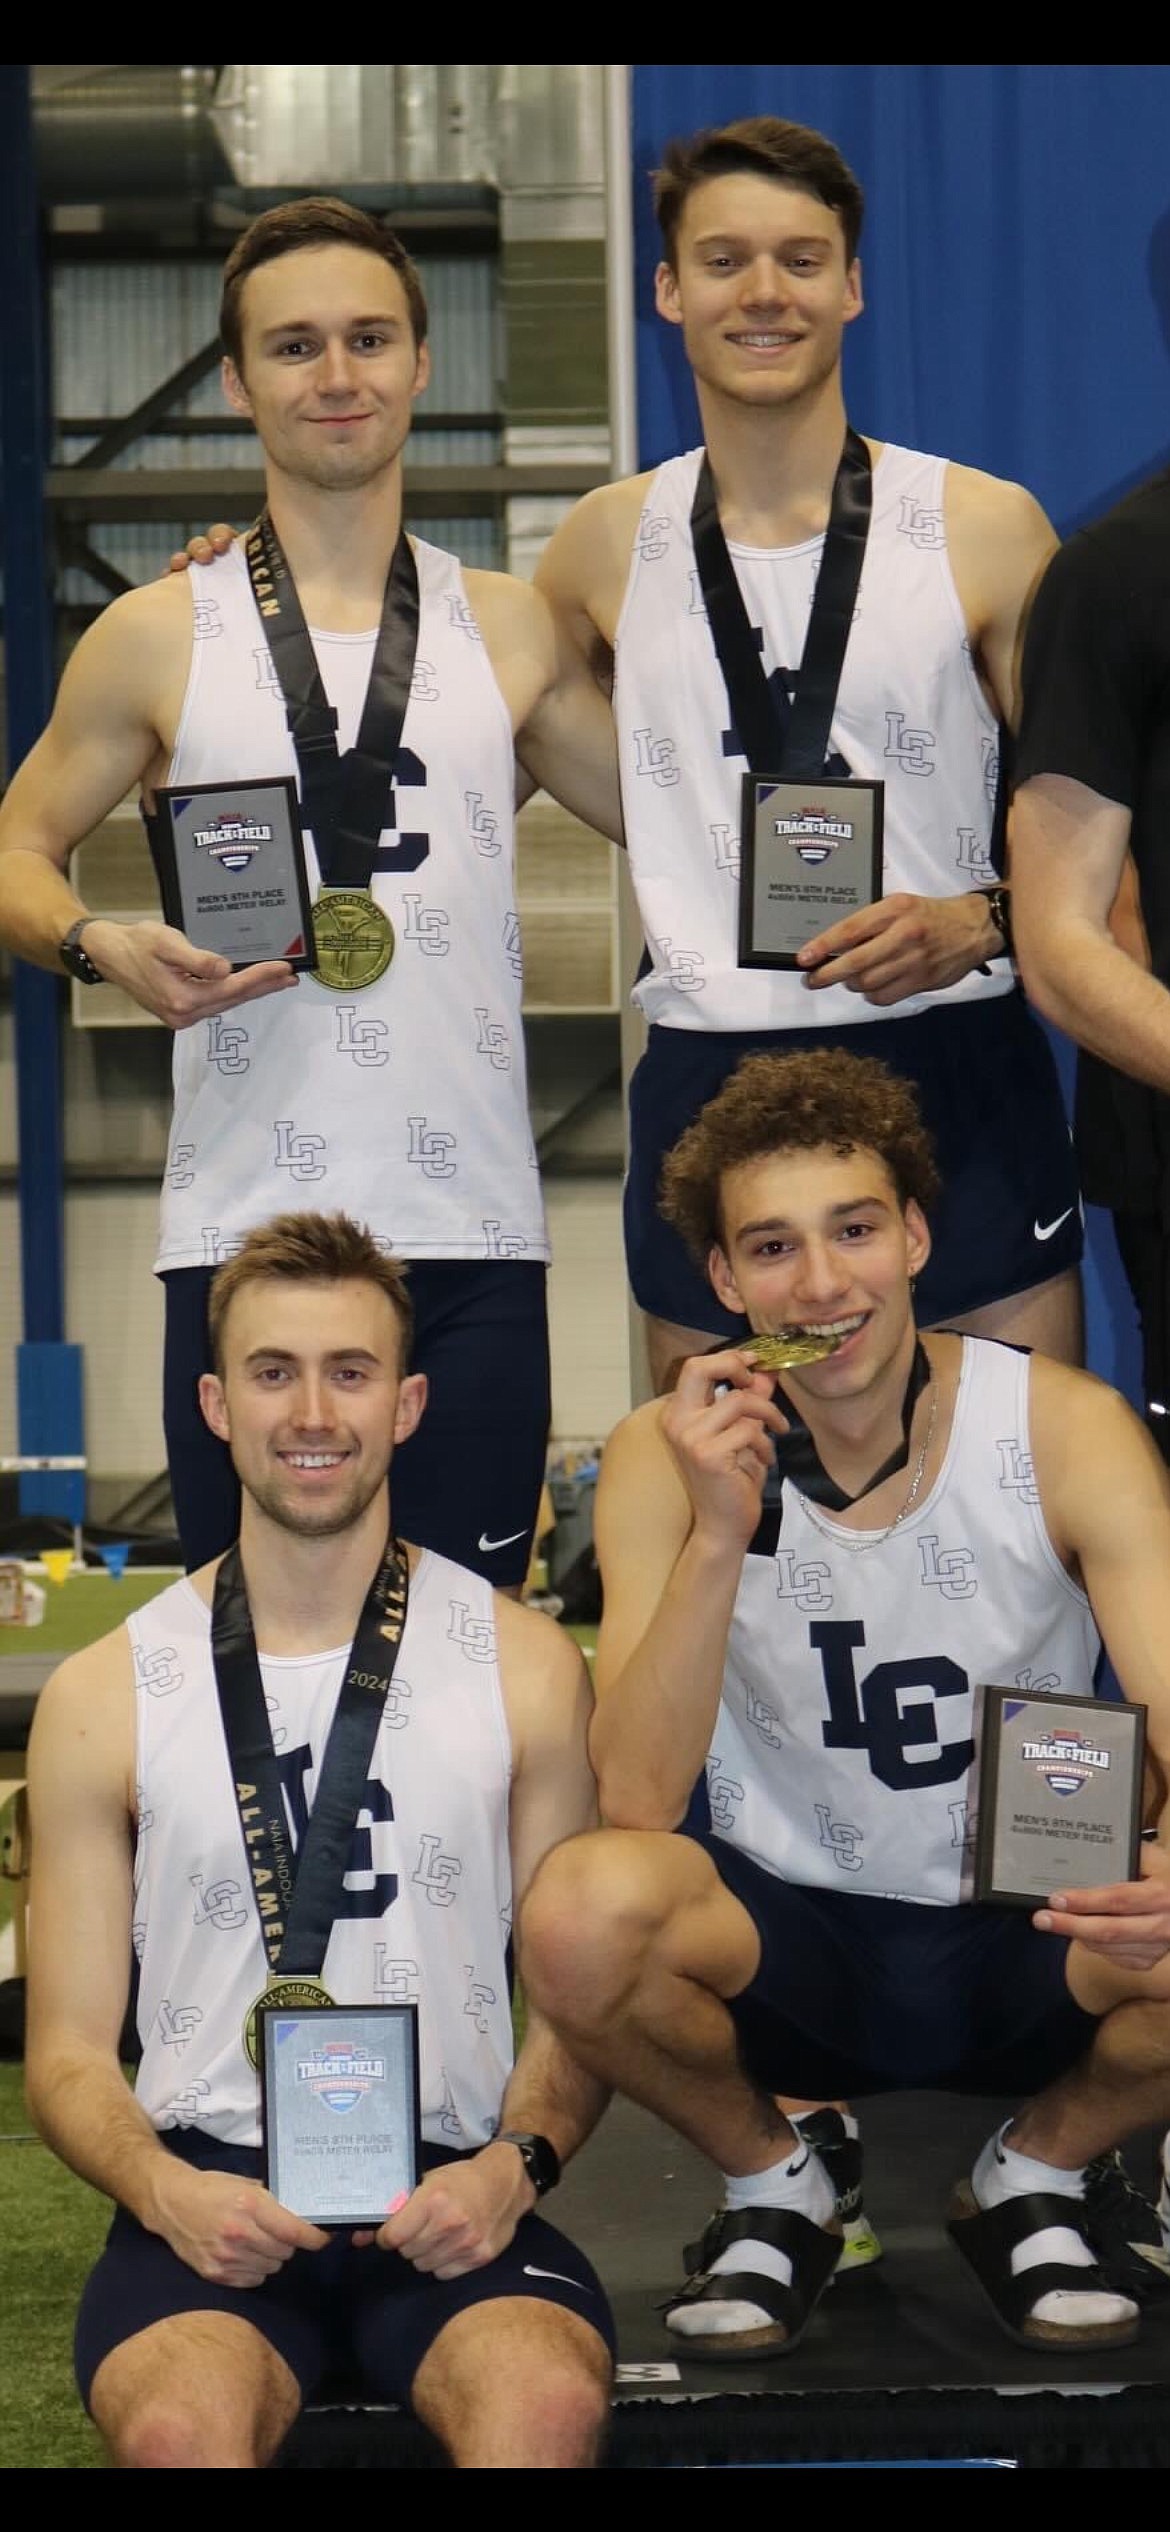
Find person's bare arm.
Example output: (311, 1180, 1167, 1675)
(498, 1596, 610, 2152)
(589, 1350, 787, 1828)
(1010, 772, 1170, 1086)
(533, 475, 647, 682)
(796, 466, 1056, 1005)
(1025, 1356, 1170, 1966)
(467, 565, 623, 845)
(0, 580, 297, 1027)
(374, 1603, 609, 2276)
(514, 607, 625, 844)
(24, 1633, 327, 2279)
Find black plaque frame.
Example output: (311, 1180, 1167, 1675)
(974, 1684, 1146, 1909)
(150, 775, 316, 972)
(738, 773, 884, 970)
(259, 2000, 421, 2228)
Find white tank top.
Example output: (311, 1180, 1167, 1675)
(614, 443, 1011, 1032)
(707, 1339, 1100, 1904)
(153, 539, 548, 1271)
(130, 1548, 516, 2150)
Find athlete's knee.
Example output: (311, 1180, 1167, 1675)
(417, 2314, 612, 2467)
(519, 1828, 681, 2020)
(101, 2392, 260, 2471)
(512, 2344, 613, 2467)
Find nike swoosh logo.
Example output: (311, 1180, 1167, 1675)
(523, 2262, 594, 2292)
(478, 1528, 527, 1553)
(1034, 1208, 1074, 1241)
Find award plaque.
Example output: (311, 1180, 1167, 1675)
(149, 777, 315, 970)
(738, 774, 884, 969)
(259, 2001, 421, 2227)
(974, 1685, 1146, 1907)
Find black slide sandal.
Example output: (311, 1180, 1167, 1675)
(661, 2205, 843, 2361)
(947, 2179, 1141, 2350)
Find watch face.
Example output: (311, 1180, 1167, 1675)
(501, 2130, 559, 2193)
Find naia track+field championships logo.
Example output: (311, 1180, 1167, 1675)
(192, 812, 275, 874)
(772, 806, 856, 866)
(296, 2039, 386, 2113)
(1020, 1728, 1111, 1799)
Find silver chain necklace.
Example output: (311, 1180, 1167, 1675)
(800, 1380, 939, 1553)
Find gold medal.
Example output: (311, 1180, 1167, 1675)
(243, 1974, 335, 2070)
(310, 889, 395, 990)
(745, 1328, 847, 1371)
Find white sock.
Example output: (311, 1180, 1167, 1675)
(972, 2120, 1136, 2330)
(667, 2139, 834, 2340)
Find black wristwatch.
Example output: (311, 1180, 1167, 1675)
(496, 2130, 561, 2198)
(977, 880, 1014, 960)
(59, 916, 105, 986)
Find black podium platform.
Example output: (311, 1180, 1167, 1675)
(277, 2089, 1170, 2469)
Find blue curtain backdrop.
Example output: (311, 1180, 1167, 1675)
(630, 61, 1170, 1401)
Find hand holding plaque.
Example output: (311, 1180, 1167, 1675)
(260, 2001, 421, 2228)
(148, 777, 315, 971)
(974, 1685, 1147, 1908)
(738, 774, 884, 970)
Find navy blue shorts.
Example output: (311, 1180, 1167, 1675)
(685, 1829, 1098, 2102)
(624, 992, 1083, 1332)
(74, 2130, 616, 2414)
(162, 1258, 550, 1586)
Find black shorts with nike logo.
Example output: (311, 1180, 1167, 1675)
(624, 989, 1083, 1333)
(75, 2130, 616, 2412)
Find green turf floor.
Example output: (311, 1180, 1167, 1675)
(0, 2064, 109, 2468)
(1, 1567, 180, 1660)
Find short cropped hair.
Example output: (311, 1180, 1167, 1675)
(653, 115, 865, 270)
(208, 1211, 414, 1374)
(219, 195, 429, 369)
(659, 1048, 941, 1264)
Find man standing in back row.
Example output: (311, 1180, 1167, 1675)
(534, 114, 1084, 1390)
(0, 196, 622, 1591)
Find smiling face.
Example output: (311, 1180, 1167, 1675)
(708, 1143, 930, 1401)
(656, 170, 862, 416)
(222, 242, 430, 493)
(198, 1275, 426, 1541)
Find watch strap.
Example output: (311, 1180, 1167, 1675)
(496, 2129, 561, 2197)
(974, 881, 1013, 967)
(59, 916, 105, 985)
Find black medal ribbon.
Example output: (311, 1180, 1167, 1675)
(690, 426, 873, 777)
(771, 1337, 931, 1510)
(211, 1533, 410, 1980)
(244, 509, 420, 887)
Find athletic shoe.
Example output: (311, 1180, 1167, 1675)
(790, 2108, 883, 2273)
(1158, 2128, 1170, 2247)
(1082, 2146, 1170, 2300)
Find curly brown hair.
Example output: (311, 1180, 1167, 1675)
(659, 1048, 941, 1264)
(208, 1211, 414, 1374)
